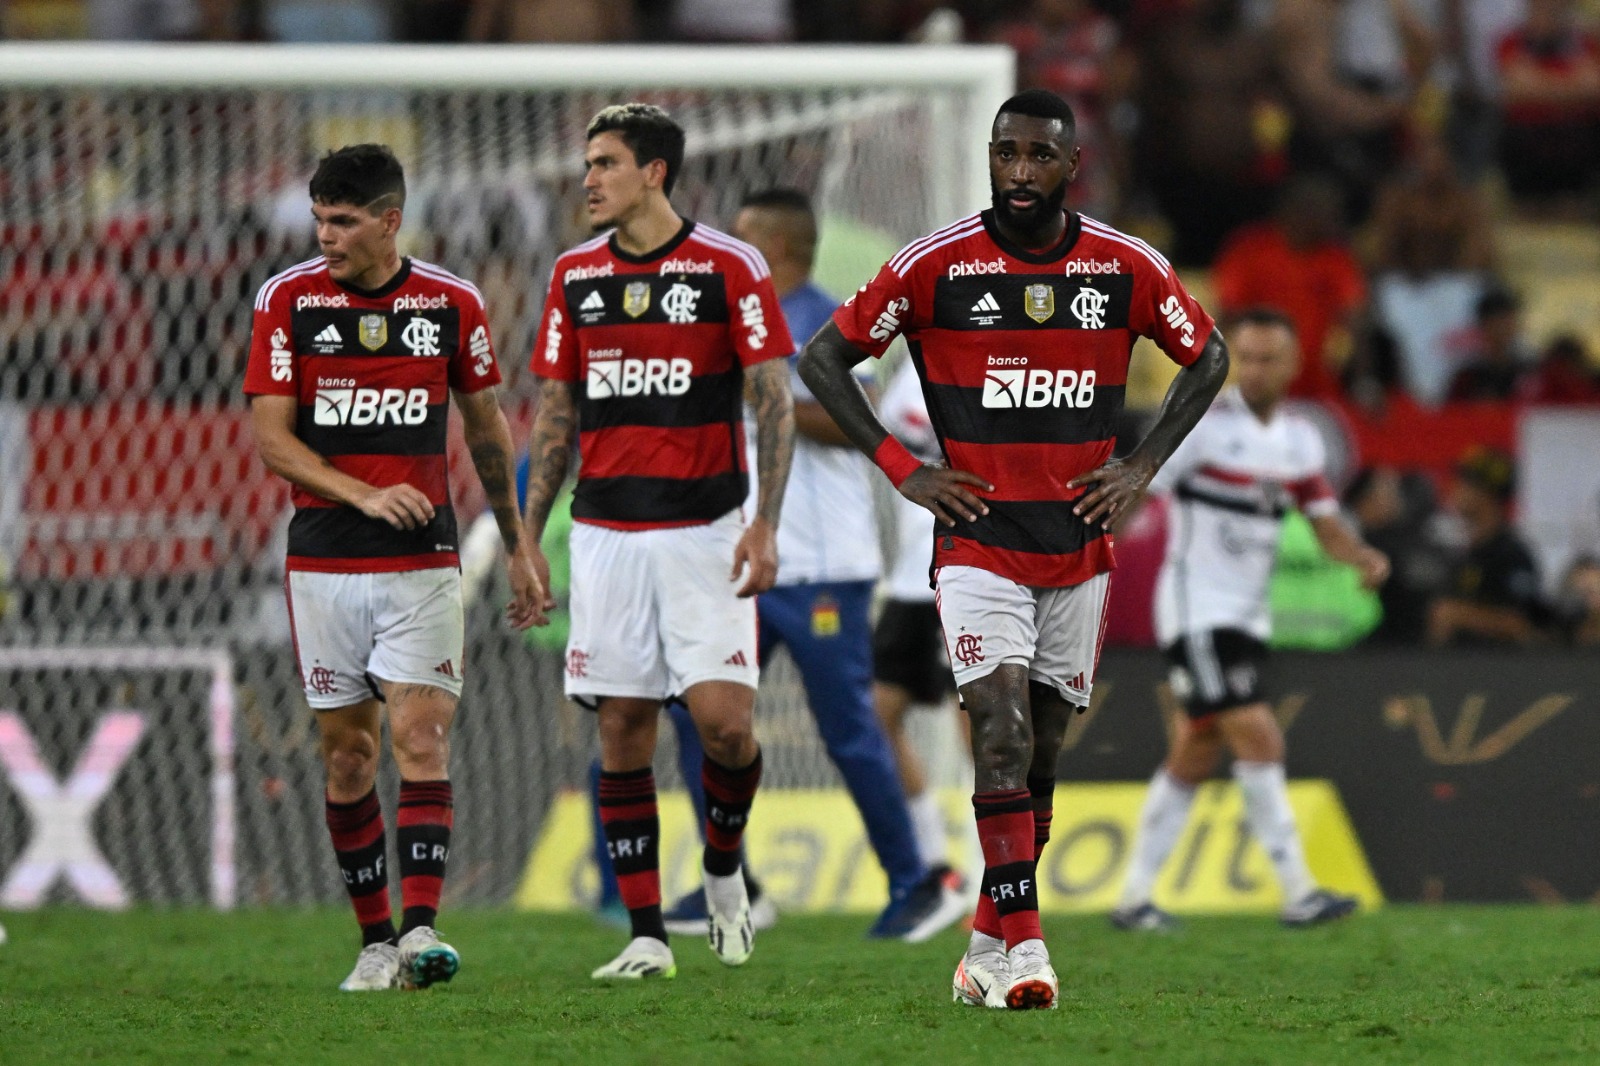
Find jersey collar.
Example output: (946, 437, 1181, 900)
(333, 256, 413, 300)
(608, 218, 696, 265)
(981, 209, 1082, 265)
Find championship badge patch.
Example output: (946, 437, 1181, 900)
(1024, 283, 1055, 324)
(358, 314, 388, 351)
(623, 280, 651, 318)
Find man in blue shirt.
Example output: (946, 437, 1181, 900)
(659, 189, 965, 940)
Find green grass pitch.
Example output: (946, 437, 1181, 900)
(4, 907, 1599, 1064)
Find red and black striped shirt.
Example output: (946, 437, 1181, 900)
(244, 256, 501, 573)
(835, 210, 1214, 588)
(532, 219, 792, 530)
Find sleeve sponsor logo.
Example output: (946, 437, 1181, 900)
(270, 328, 287, 349)
(869, 297, 911, 341)
(270, 350, 293, 382)
(738, 292, 767, 349)
(543, 308, 563, 363)
(1160, 294, 1196, 347)
(469, 324, 493, 376)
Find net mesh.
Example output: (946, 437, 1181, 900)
(0, 76, 973, 907)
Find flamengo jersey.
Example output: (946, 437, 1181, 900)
(1151, 388, 1339, 644)
(244, 257, 501, 573)
(534, 220, 792, 530)
(835, 209, 1214, 587)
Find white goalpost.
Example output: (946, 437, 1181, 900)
(0, 43, 1012, 909)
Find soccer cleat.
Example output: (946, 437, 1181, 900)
(868, 866, 969, 942)
(1109, 902, 1181, 933)
(1281, 888, 1358, 928)
(663, 879, 778, 937)
(951, 932, 1009, 1008)
(706, 873, 755, 966)
(590, 936, 677, 981)
(339, 942, 400, 992)
(396, 926, 459, 989)
(1004, 939, 1058, 1010)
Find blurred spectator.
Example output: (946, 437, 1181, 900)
(397, 0, 472, 41)
(1367, 133, 1496, 405)
(1428, 445, 1543, 644)
(1554, 554, 1600, 643)
(262, 0, 392, 41)
(1518, 333, 1600, 402)
(671, 0, 793, 41)
(990, 0, 1137, 218)
(467, 0, 634, 41)
(1212, 174, 1367, 398)
(1272, 0, 1436, 215)
(1494, 0, 1600, 212)
(1445, 286, 1535, 400)
(85, 0, 200, 38)
(1138, 0, 1286, 265)
(1346, 465, 1454, 642)
(1439, 0, 1530, 181)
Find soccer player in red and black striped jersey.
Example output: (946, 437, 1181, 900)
(246, 145, 547, 992)
(800, 90, 1229, 1009)
(523, 104, 795, 981)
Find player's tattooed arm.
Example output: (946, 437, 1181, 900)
(522, 377, 576, 540)
(1070, 327, 1229, 527)
(799, 322, 991, 528)
(455, 385, 523, 553)
(746, 357, 796, 528)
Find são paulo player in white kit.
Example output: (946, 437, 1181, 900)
(246, 144, 546, 991)
(1111, 307, 1389, 931)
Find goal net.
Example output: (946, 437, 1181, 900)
(0, 43, 1011, 909)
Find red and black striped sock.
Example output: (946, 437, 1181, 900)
(1029, 774, 1056, 862)
(598, 767, 666, 942)
(397, 779, 453, 936)
(702, 749, 762, 878)
(325, 789, 396, 947)
(973, 788, 1043, 949)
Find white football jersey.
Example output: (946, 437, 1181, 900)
(1152, 388, 1339, 643)
(880, 359, 942, 602)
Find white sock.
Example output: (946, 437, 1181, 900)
(1234, 760, 1315, 904)
(909, 790, 948, 870)
(1117, 769, 1197, 909)
(704, 869, 746, 916)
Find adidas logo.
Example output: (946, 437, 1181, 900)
(971, 292, 1000, 313)
(433, 659, 457, 679)
(580, 290, 605, 311)
(314, 324, 342, 344)
(724, 650, 748, 667)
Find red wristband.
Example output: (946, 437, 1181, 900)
(873, 436, 923, 488)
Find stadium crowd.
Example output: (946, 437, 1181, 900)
(2, 0, 1600, 651)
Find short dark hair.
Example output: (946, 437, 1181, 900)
(1230, 306, 1298, 337)
(309, 144, 406, 210)
(994, 89, 1076, 140)
(1476, 285, 1520, 321)
(587, 103, 686, 196)
(738, 188, 817, 267)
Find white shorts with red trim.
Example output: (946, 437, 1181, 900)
(286, 566, 464, 709)
(565, 509, 759, 704)
(934, 565, 1111, 707)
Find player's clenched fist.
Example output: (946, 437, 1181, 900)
(899, 465, 992, 528)
(357, 483, 435, 530)
(732, 516, 780, 598)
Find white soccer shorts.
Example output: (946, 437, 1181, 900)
(934, 565, 1111, 706)
(565, 509, 759, 704)
(286, 567, 465, 709)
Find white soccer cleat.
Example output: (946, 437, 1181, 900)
(1004, 938, 1058, 1010)
(339, 942, 400, 991)
(396, 926, 460, 990)
(706, 872, 755, 967)
(590, 936, 677, 981)
(952, 932, 1010, 1008)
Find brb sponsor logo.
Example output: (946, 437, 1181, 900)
(869, 297, 911, 341)
(586, 357, 693, 399)
(981, 357, 1097, 409)
(947, 257, 1007, 280)
(313, 380, 431, 426)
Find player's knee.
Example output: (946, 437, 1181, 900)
(323, 738, 379, 793)
(391, 720, 451, 774)
(1219, 704, 1283, 762)
(698, 717, 755, 766)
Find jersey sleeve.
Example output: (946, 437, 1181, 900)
(832, 259, 916, 359)
(242, 285, 297, 397)
(1132, 259, 1215, 367)
(450, 292, 502, 393)
(727, 256, 793, 367)
(1288, 425, 1339, 517)
(531, 268, 579, 382)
